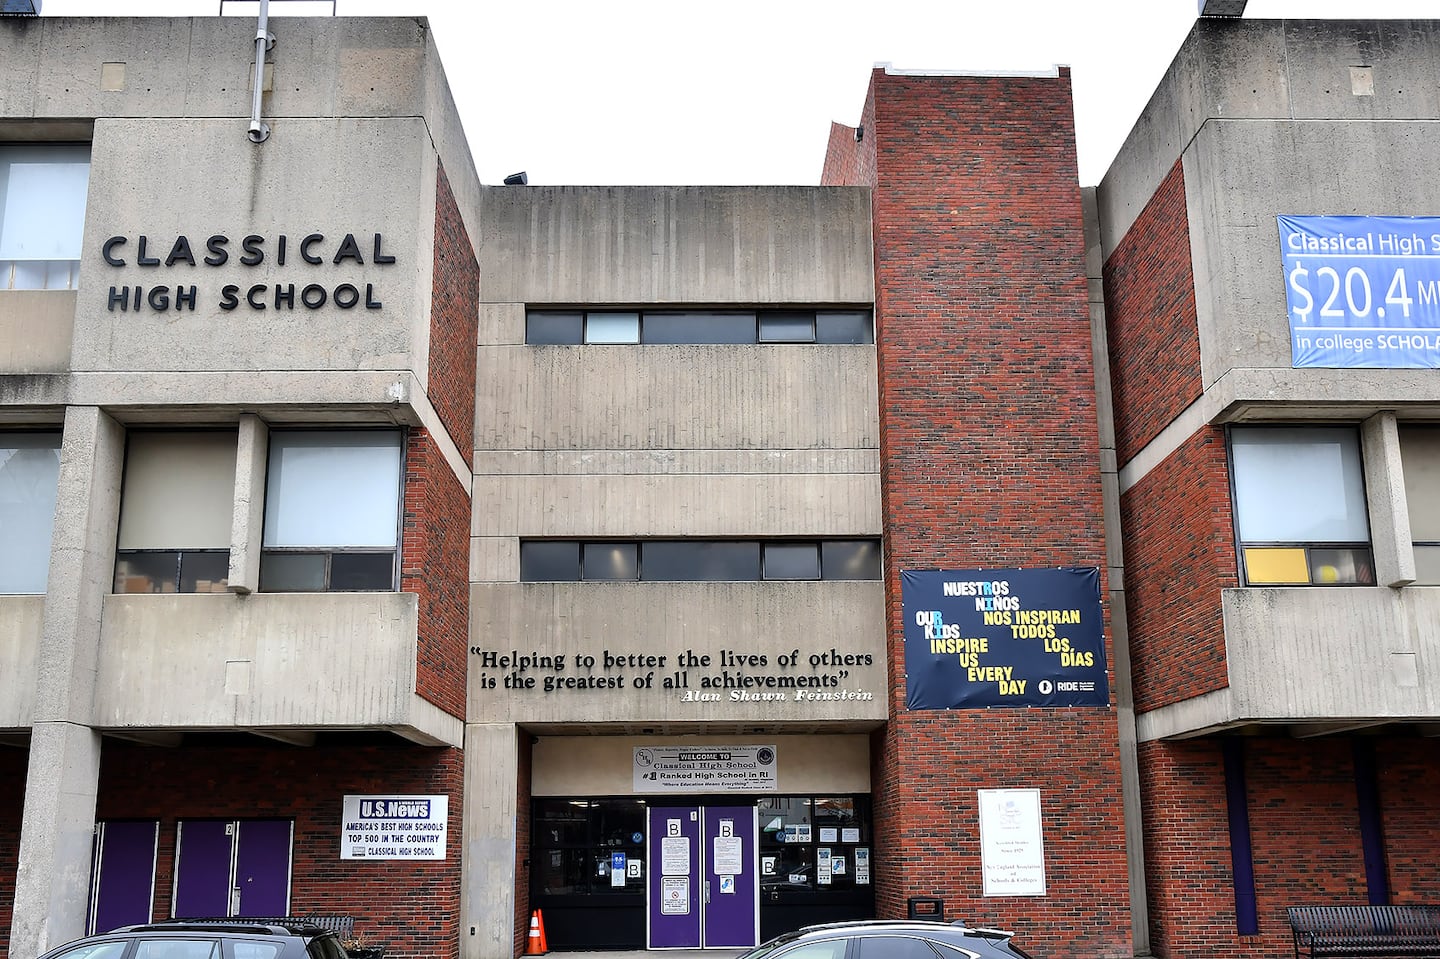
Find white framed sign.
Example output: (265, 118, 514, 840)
(977, 788, 1046, 896)
(633, 745, 777, 792)
(341, 795, 448, 860)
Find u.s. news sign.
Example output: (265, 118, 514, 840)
(1279, 215, 1440, 368)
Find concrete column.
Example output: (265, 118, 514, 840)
(462, 723, 521, 959)
(1362, 411, 1415, 588)
(228, 413, 269, 594)
(12, 406, 125, 959)
(1083, 185, 1150, 956)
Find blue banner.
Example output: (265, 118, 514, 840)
(901, 567, 1108, 710)
(1279, 215, 1440, 368)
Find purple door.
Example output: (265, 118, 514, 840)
(702, 807, 759, 948)
(647, 807, 702, 948)
(89, 821, 159, 933)
(175, 820, 292, 918)
(234, 820, 293, 916)
(647, 806, 758, 949)
(173, 821, 234, 917)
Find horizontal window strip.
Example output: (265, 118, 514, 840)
(520, 539, 881, 582)
(525, 308, 873, 345)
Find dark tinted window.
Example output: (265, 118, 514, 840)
(114, 551, 180, 592)
(258, 552, 326, 591)
(330, 552, 394, 590)
(758, 311, 815, 343)
(816, 311, 874, 344)
(520, 541, 581, 582)
(763, 543, 820, 580)
(856, 937, 938, 959)
(821, 540, 882, 580)
(644, 541, 760, 580)
(526, 311, 583, 344)
(644, 312, 755, 344)
(582, 543, 638, 580)
(178, 551, 231, 592)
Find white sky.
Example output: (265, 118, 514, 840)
(35, 0, 1440, 187)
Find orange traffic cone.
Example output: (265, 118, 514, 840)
(526, 910, 547, 955)
(535, 910, 549, 954)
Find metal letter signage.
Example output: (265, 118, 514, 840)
(1279, 215, 1440, 368)
(901, 567, 1108, 709)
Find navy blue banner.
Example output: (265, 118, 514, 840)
(1279, 215, 1440, 368)
(902, 568, 1108, 710)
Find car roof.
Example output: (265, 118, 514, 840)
(97, 920, 329, 938)
(798, 919, 1014, 939)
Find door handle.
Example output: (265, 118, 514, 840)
(704, 880, 710, 904)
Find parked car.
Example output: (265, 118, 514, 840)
(736, 919, 1036, 959)
(36, 920, 350, 959)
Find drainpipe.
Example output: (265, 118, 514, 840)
(247, 0, 275, 143)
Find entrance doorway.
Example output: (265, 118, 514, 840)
(646, 806, 759, 949)
(173, 819, 293, 918)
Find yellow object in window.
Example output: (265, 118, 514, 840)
(1244, 547, 1310, 584)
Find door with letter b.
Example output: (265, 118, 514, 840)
(646, 806, 758, 949)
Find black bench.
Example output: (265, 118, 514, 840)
(1288, 905, 1440, 959)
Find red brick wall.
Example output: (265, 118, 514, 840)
(401, 428, 469, 718)
(1139, 737, 1440, 959)
(1101, 161, 1203, 465)
(820, 107, 876, 188)
(511, 738, 532, 959)
(1375, 737, 1440, 901)
(861, 68, 1130, 957)
(0, 749, 25, 959)
(1119, 427, 1235, 711)
(429, 162, 478, 470)
(94, 740, 463, 959)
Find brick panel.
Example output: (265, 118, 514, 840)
(1139, 737, 1440, 959)
(864, 68, 1130, 957)
(0, 749, 24, 959)
(1375, 738, 1440, 902)
(429, 162, 478, 469)
(402, 428, 469, 718)
(94, 740, 463, 959)
(1120, 427, 1235, 712)
(512, 739, 532, 959)
(1102, 160, 1203, 465)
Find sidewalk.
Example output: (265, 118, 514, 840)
(547, 952, 745, 959)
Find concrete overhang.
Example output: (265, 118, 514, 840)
(1136, 586, 1440, 741)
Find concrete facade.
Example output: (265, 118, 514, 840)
(4, 12, 1438, 959)
(2, 16, 474, 959)
(1098, 18, 1440, 959)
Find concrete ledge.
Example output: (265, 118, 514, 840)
(94, 591, 462, 746)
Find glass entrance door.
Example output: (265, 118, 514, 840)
(646, 806, 758, 949)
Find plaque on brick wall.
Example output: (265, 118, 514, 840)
(901, 567, 1108, 709)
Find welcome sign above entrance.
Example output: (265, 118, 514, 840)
(633, 745, 778, 792)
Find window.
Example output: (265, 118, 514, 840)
(0, 432, 61, 594)
(856, 939, 942, 959)
(525, 309, 874, 345)
(758, 794, 872, 896)
(134, 943, 219, 959)
(0, 144, 90, 290)
(260, 430, 401, 591)
(519, 539, 882, 582)
(1400, 426, 1440, 584)
(532, 798, 646, 896)
(1230, 426, 1374, 585)
(114, 432, 235, 593)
